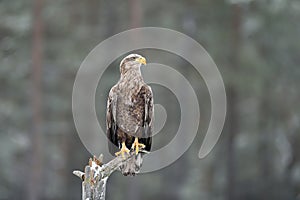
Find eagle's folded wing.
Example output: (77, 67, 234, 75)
(141, 85, 153, 151)
(106, 87, 118, 155)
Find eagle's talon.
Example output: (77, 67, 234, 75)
(131, 138, 146, 155)
(115, 142, 130, 159)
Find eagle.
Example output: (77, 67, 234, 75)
(106, 54, 153, 176)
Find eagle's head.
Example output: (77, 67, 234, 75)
(120, 54, 146, 75)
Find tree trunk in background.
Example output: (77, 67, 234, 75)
(88, 0, 100, 26)
(129, 0, 142, 28)
(27, 0, 44, 199)
(226, 4, 241, 200)
(226, 89, 238, 200)
(258, 89, 272, 199)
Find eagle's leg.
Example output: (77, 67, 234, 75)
(115, 142, 130, 158)
(131, 137, 146, 155)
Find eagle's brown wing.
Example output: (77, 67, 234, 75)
(106, 86, 119, 155)
(139, 84, 153, 151)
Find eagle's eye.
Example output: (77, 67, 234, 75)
(131, 56, 137, 60)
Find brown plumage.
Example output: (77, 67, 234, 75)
(106, 54, 153, 176)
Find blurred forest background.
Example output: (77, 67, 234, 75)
(1, 0, 300, 199)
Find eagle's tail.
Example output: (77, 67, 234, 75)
(120, 153, 143, 176)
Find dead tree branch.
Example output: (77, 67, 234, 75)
(73, 151, 148, 200)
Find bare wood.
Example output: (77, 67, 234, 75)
(73, 151, 148, 200)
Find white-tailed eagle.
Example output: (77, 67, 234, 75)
(106, 54, 153, 176)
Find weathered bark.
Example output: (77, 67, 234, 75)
(73, 151, 148, 200)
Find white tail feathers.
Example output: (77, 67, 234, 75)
(120, 153, 143, 176)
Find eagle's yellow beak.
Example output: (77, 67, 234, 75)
(137, 57, 146, 65)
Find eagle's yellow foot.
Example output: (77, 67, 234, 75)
(131, 138, 145, 155)
(115, 142, 130, 159)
